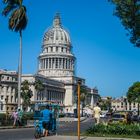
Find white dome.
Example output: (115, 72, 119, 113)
(43, 14, 71, 47)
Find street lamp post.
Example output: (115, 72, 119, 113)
(77, 80, 81, 140)
(5, 97, 8, 124)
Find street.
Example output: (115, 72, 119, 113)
(0, 118, 94, 140)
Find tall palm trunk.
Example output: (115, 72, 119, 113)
(18, 30, 22, 109)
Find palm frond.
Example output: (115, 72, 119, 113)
(2, 4, 16, 16)
(3, 0, 27, 32)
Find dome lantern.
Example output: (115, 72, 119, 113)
(53, 13, 61, 28)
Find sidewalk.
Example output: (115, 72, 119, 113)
(0, 125, 33, 130)
(40, 136, 138, 140)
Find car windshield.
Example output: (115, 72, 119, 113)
(112, 114, 125, 118)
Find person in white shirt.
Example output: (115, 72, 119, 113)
(93, 102, 101, 124)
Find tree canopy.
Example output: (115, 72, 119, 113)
(2, 0, 28, 32)
(34, 79, 44, 92)
(127, 81, 140, 103)
(21, 80, 33, 109)
(109, 0, 140, 47)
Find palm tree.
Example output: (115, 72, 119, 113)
(34, 79, 45, 100)
(2, 0, 28, 109)
(21, 80, 33, 111)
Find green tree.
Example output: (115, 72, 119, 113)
(109, 0, 140, 47)
(127, 81, 140, 115)
(99, 99, 108, 111)
(99, 97, 112, 111)
(2, 0, 28, 108)
(21, 80, 33, 111)
(34, 79, 45, 100)
(106, 96, 112, 111)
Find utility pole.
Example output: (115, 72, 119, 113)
(77, 80, 81, 140)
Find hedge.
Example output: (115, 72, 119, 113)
(86, 123, 140, 136)
(0, 112, 34, 126)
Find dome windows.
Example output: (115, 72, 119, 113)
(43, 14, 71, 48)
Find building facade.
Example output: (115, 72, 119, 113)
(111, 96, 138, 112)
(0, 69, 18, 113)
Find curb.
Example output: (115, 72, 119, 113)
(0, 125, 34, 130)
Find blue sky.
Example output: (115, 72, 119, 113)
(0, 0, 140, 98)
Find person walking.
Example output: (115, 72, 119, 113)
(49, 106, 56, 132)
(93, 102, 101, 124)
(11, 110, 18, 127)
(17, 108, 23, 126)
(41, 105, 52, 137)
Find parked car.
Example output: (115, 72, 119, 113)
(131, 115, 140, 122)
(65, 113, 75, 118)
(100, 112, 106, 118)
(111, 113, 127, 124)
(105, 112, 112, 119)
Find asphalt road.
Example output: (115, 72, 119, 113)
(58, 117, 94, 135)
(0, 117, 94, 140)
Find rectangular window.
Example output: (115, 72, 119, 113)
(1, 95, 3, 100)
(11, 96, 13, 102)
(61, 47, 63, 52)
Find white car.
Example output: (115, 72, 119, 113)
(100, 112, 107, 118)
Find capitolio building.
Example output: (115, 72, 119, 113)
(0, 14, 99, 113)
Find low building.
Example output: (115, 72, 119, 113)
(0, 69, 18, 113)
(111, 96, 138, 112)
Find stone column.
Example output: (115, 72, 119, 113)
(56, 58, 59, 69)
(90, 89, 94, 108)
(43, 59, 45, 69)
(45, 59, 46, 69)
(9, 87, 11, 103)
(39, 60, 41, 70)
(42, 59, 44, 69)
(50, 58, 52, 69)
(60, 58, 62, 69)
(42, 59, 43, 69)
(48, 58, 50, 69)
(54, 58, 56, 69)
(46, 58, 47, 69)
(64, 58, 66, 69)
(69, 59, 71, 70)
(71, 59, 73, 70)
(68, 59, 70, 69)
(58, 58, 60, 69)
(66, 58, 67, 69)
(62, 58, 64, 69)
